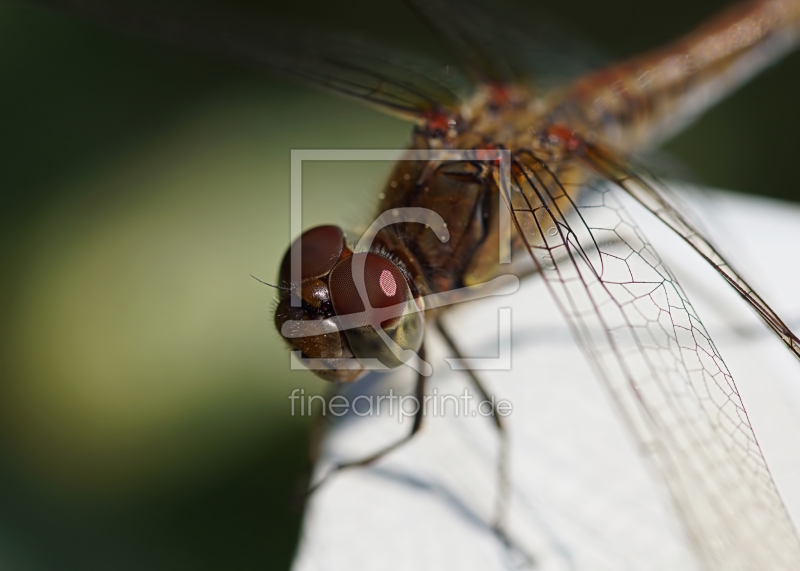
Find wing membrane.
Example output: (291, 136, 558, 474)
(501, 152, 800, 569)
(31, 0, 471, 120)
(584, 144, 800, 362)
(404, 0, 607, 89)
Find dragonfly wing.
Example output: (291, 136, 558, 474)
(31, 0, 471, 121)
(500, 152, 800, 569)
(584, 144, 800, 362)
(403, 0, 608, 89)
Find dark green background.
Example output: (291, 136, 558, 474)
(0, 0, 797, 569)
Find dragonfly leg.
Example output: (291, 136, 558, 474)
(304, 345, 428, 496)
(434, 319, 510, 537)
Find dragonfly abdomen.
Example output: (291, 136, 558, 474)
(558, 0, 800, 151)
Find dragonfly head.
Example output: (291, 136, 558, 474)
(274, 225, 425, 382)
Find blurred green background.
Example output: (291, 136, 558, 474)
(0, 0, 797, 569)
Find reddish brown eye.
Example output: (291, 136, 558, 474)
(279, 225, 345, 285)
(328, 253, 424, 369)
(328, 253, 409, 317)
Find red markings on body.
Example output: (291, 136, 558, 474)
(475, 143, 502, 165)
(425, 110, 453, 135)
(488, 84, 511, 107)
(546, 124, 581, 151)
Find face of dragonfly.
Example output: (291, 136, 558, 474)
(274, 225, 425, 382)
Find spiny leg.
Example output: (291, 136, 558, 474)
(306, 344, 428, 496)
(435, 319, 511, 536)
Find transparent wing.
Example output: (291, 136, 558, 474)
(584, 144, 800, 362)
(404, 0, 608, 89)
(500, 151, 800, 569)
(31, 0, 472, 121)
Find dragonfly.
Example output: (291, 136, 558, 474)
(32, 0, 800, 568)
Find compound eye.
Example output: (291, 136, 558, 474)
(279, 225, 345, 286)
(328, 253, 409, 319)
(329, 253, 424, 368)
